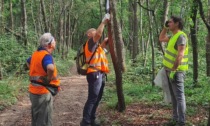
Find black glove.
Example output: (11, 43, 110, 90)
(164, 20, 169, 28)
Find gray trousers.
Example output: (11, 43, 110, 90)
(30, 93, 53, 126)
(166, 70, 186, 125)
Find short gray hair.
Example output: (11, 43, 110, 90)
(39, 33, 54, 47)
(86, 28, 96, 36)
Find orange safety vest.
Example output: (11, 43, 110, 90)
(29, 50, 60, 95)
(85, 40, 109, 74)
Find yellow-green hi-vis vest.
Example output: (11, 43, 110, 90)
(163, 31, 188, 71)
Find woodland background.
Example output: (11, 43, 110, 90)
(1, 0, 210, 125)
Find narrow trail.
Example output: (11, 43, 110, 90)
(0, 66, 88, 126)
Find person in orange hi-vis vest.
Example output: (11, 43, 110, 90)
(80, 13, 110, 126)
(26, 33, 60, 126)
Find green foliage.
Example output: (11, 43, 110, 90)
(0, 77, 28, 110)
(0, 35, 29, 75)
(55, 49, 76, 76)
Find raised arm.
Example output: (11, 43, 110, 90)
(93, 14, 110, 43)
(159, 28, 170, 42)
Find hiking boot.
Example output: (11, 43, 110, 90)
(91, 119, 101, 126)
(80, 120, 91, 126)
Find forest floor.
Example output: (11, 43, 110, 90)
(0, 66, 208, 126)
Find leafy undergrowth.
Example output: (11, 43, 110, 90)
(98, 102, 207, 126)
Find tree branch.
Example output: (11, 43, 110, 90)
(197, 0, 210, 30)
(137, 0, 154, 13)
(4, 27, 23, 40)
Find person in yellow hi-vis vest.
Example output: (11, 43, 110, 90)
(159, 16, 188, 126)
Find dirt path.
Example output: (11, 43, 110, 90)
(0, 67, 88, 126)
(1, 66, 207, 126)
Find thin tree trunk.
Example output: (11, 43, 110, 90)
(160, 0, 170, 53)
(63, 4, 67, 59)
(31, 0, 38, 40)
(108, 0, 126, 112)
(60, 7, 64, 57)
(146, 0, 155, 86)
(99, 0, 104, 39)
(128, 0, 133, 56)
(197, 1, 210, 124)
(132, 0, 139, 62)
(197, 0, 210, 76)
(9, 0, 13, 31)
(66, 8, 70, 55)
(40, 0, 48, 32)
(0, 62, 2, 80)
(38, 2, 43, 35)
(139, 0, 143, 56)
(161, 0, 170, 25)
(143, 34, 151, 67)
(21, 0, 27, 46)
(50, 0, 55, 35)
(0, 0, 4, 33)
(190, 0, 199, 85)
(49, 0, 53, 32)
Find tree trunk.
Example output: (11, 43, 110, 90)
(132, 0, 139, 62)
(66, 8, 70, 55)
(60, 8, 64, 57)
(40, 0, 48, 32)
(190, 0, 199, 85)
(37, 0, 42, 36)
(128, 0, 133, 56)
(146, 0, 155, 86)
(30, 0, 38, 41)
(161, 0, 170, 25)
(21, 0, 27, 46)
(50, 0, 55, 35)
(139, 0, 143, 56)
(197, 0, 210, 124)
(9, 0, 13, 31)
(99, 0, 104, 39)
(108, 0, 126, 112)
(197, 0, 210, 76)
(0, 62, 2, 80)
(208, 100, 210, 126)
(160, 0, 170, 53)
(0, 0, 4, 34)
(207, 32, 210, 76)
(67, 1, 74, 51)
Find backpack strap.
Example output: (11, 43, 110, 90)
(87, 43, 100, 71)
(87, 43, 99, 64)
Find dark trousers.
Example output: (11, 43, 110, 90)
(82, 71, 105, 124)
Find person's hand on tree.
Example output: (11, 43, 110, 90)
(102, 13, 110, 24)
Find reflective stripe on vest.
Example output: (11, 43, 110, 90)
(84, 40, 109, 73)
(163, 31, 188, 71)
(29, 50, 60, 94)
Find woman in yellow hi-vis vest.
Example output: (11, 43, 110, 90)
(159, 16, 188, 126)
